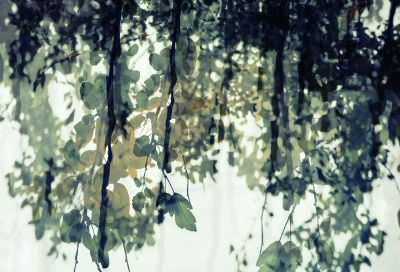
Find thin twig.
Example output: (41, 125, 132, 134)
(259, 194, 267, 256)
(311, 183, 320, 232)
(121, 237, 131, 272)
(181, 153, 191, 204)
(95, 262, 103, 272)
(311, 182, 323, 271)
(73, 241, 80, 272)
(140, 152, 150, 192)
(162, 171, 176, 194)
(278, 203, 297, 242)
(289, 212, 292, 243)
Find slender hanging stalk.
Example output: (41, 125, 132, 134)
(182, 153, 192, 204)
(162, 0, 183, 173)
(97, 2, 122, 268)
(121, 237, 131, 272)
(259, 194, 267, 256)
(73, 241, 80, 272)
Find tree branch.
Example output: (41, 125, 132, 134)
(162, 0, 182, 174)
(97, 2, 122, 268)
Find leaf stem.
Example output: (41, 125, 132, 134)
(121, 237, 131, 272)
(73, 241, 80, 272)
(278, 203, 297, 242)
(259, 194, 267, 256)
(181, 153, 191, 204)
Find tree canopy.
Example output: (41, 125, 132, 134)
(1, 0, 400, 271)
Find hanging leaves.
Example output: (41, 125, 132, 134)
(1, 0, 400, 270)
(257, 241, 302, 272)
(132, 192, 146, 212)
(158, 193, 197, 232)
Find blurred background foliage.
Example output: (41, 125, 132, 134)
(1, 0, 400, 271)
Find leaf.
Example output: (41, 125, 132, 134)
(90, 51, 102, 65)
(128, 70, 140, 83)
(282, 241, 302, 271)
(63, 140, 80, 167)
(35, 220, 45, 240)
(257, 241, 283, 268)
(81, 230, 94, 250)
(65, 110, 75, 125)
(257, 241, 302, 272)
(133, 178, 142, 187)
(74, 114, 95, 146)
(60, 209, 82, 243)
(149, 52, 167, 71)
(133, 136, 153, 157)
(145, 233, 156, 246)
(127, 44, 139, 56)
(69, 223, 85, 242)
(132, 192, 146, 212)
(79, 77, 106, 110)
(165, 193, 197, 232)
(144, 187, 155, 198)
(108, 183, 130, 217)
(282, 192, 294, 211)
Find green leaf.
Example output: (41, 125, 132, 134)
(133, 136, 152, 157)
(282, 192, 294, 211)
(165, 193, 197, 232)
(34, 213, 46, 240)
(145, 233, 155, 246)
(79, 76, 106, 110)
(257, 241, 283, 268)
(64, 140, 80, 167)
(257, 241, 302, 272)
(74, 114, 94, 146)
(109, 183, 130, 217)
(60, 209, 82, 243)
(149, 52, 167, 71)
(81, 230, 94, 250)
(132, 192, 146, 212)
(69, 222, 85, 242)
(144, 187, 155, 198)
(128, 70, 140, 83)
(136, 90, 149, 108)
(90, 51, 102, 65)
(134, 178, 142, 187)
(127, 44, 139, 56)
(282, 241, 302, 271)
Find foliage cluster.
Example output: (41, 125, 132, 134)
(1, 0, 400, 271)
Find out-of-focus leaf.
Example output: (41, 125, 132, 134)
(132, 191, 146, 212)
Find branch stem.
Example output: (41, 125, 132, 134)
(97, 2, 122, 268)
